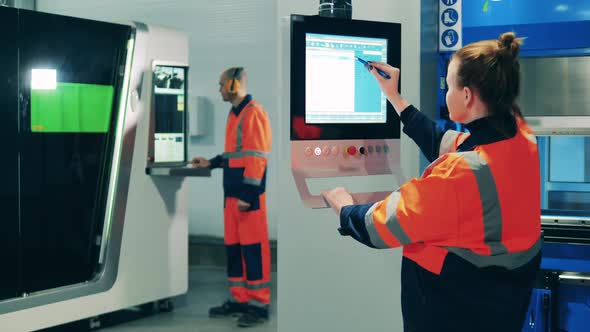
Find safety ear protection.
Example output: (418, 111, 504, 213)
(225, 67, 242, 93)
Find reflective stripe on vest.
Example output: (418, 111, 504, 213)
(223, 151, 269, 159)
(439, 130, 462, 156)
(525, 133, 537, 144)
(365, 191, 411, 248)
(446, 237, 542, 269)
(459, 151, 508, 255)
(364, 150, 539, 270)
(364, 203, 390, 249)
(234, 103, 259, 153)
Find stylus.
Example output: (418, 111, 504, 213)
(355, 56, 391, 79)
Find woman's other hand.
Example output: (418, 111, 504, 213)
(321, 187, 354, 215)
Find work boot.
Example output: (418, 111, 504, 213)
(208, 300, 247, 318)
(237, 305, 269, 328)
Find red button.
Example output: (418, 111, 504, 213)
(346, 146, 357, 155)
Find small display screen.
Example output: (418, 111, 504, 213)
(305, 33, 388, 124)
(153, 65, 186, 163)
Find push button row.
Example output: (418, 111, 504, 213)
(346, 145, 389, 155)
(305, 146, 340, 157)
(305, 145, 390, 156)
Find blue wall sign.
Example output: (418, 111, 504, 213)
(441, 0, 458, 6)
(441, 8, 459, 27)
(439, 0, 462, 51)
(441, 29, 459, 47)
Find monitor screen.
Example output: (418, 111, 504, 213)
(153, 65, 186, 164)
(305, 33, 388, 124)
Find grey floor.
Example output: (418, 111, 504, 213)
(101, 266, 277, 332)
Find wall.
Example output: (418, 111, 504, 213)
(36, 0, 279, 240)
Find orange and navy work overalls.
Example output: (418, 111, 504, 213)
(338, 105, 541, 332)
(209, 95, 272, 306)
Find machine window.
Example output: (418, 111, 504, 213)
(31, 81, 114, 133)
(539, 136, 590, 216)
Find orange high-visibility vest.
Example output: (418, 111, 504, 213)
(365, 120, 541, 274)
(221, 99, 271, 207)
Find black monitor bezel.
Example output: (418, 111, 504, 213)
(290, 14, 401, 141)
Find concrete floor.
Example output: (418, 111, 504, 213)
(99, 266, 277, 332)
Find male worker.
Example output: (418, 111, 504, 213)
(190, 67, 272, 328)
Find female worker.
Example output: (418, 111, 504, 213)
(321, 33, 541, 332)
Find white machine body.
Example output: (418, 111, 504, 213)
(0, 22, 190, 331)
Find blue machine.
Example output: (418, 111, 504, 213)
(437, 1, 590, 331)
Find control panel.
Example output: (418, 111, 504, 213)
(289, 15, 402, 208)
(291, 139, 400, 208)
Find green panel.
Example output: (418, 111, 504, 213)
(31, 82, 114, 133)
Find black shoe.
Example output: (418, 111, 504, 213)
(209, 300, 247, 318)
(237, 306, 269, 328)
